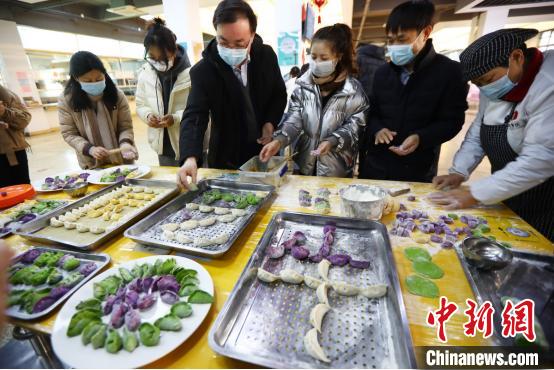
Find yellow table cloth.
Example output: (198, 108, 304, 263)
(6, 167, 553, 368)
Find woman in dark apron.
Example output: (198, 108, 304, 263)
(430, 28, 554, 242)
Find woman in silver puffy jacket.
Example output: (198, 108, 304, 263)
(260, 24, 369, 177)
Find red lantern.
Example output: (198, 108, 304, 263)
(311, 0, 328, 24)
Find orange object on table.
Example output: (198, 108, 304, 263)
(0, 184, 36, 209)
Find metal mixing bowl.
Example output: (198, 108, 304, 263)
(62, 182, 88, 198)
(462, 237, 513, 270)
(339, 184, 387, 220)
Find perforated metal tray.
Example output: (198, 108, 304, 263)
(209, 212, 416, 368)
(7, 246, 110, 320)
(0, 199, 70, 238)
(14, 179, 179, 250)
(454, 244, 554, 346)
(124, 180, 275, 257)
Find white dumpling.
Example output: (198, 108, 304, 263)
(309, 304, 330, 333)
(76, 224, 89, 233)
(359, 284, 387, 298)
(185, 203, 199, 210)
(214, 207, 230, 215)
(143, 188, 154, 194)
(199, 217, 216, 227)
(63, 213, 78, 223)
(279, 269, 303, 284)
(121, 185, 132, 192)
(71, 208, 83, 217)
(318, 259, 331, 281)
(304, 328, 330, 363)
(217, 214, 236, 223)
(316, 283, 329, 306)
(180, 220, 199, 230)
(257, 268, 280, 283)
(331, 281, 359, 296)
(231, 209, 247, 217)
(64, 221, 77, 230)
(50, 218, 63, 227)
(213, 233, 230, 244)
(199, 205, 214, 213)
(132, 186, 144, 193)
(175, 233, 192, 244)
(194, 237, 213, 247)
(89, 226, 106, 234)
(163, 230, 175, 241)
(161, 223, 179, 232)
(304, 275, 323, 289)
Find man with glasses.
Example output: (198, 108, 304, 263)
(177, 0, 287, 188)
(359, 0, 468, 182)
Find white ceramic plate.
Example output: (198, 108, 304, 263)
(87, 165, 151, 185)
(32, 170, 94, 192)
(51, 255, 214, 369)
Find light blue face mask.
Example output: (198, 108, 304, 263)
(79, 79, 106, 96)
(217, 44, 248, 67)
(387, 44, 415, 66)
(478, 72, 517, 100)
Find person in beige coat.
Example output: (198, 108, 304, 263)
(58, 51, 137, 170)
(136, 18, 191, 166)
(0, 84, 32, 187)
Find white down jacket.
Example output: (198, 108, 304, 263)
(135, 63, 191, 159)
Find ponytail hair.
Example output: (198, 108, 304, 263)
(312, 23, 357, 75)
(143, 17, 177, 63)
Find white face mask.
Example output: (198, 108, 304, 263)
(149, 58, 174, 72)
(309, 58, 337, 78)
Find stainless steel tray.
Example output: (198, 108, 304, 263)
(14, 179, 179, 250)
(124, 179, 275, 257)
(454, 244, 554, 346)
(209, 212, 416, 368)
(0, 199, 70, 238)
(7, 246, 110, 320)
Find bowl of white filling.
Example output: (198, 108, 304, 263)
(339, 184, 387, 220)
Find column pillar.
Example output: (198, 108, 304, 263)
(470, 7, 509, 42)
(161, 0, 203, 63)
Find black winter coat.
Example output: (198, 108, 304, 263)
(359, 40, 468, 182)
(356, 44, 386, 101)
(179, 35, 287, 169)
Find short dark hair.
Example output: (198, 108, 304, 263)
(64, 51, 118, 111)
(213, 0, 257, 32)
(312, 23, 357, 75)
(144, 17, 177, 63)
(289, 66, 300, 77)
(386, 0, 435, 34)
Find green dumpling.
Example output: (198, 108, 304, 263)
(413, 260, 444, 279)
(404, 247, 432, 262)
(406, 275, 439, 298)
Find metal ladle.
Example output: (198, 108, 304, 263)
(462, 237, 514, 270)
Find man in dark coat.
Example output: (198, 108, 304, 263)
(178, 0, 287, 188)
(356, 43, 386, 101)
(359, 0, 468, 182)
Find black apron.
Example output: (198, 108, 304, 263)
(480, 105, 554, 241)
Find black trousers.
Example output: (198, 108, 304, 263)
(158, 128, 180, 167)
(0, 150, 30, 187)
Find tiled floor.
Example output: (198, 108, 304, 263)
(26, 110, 490, 182)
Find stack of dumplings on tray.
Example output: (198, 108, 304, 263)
(49, 185, 165, 235)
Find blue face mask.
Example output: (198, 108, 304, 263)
(387, 44, 415, 66)
(478, 73, 517, 100)
(217, 44, 248, 67)
(79, 79, 106, 96)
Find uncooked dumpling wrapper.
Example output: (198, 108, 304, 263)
(304, 275, 323, 289)
(304, 328, 330, 363)
(257, 268, 280, 283)
(279, 269, 303, 284)
(413, 260, 444, 279)
(404, 247, 432, 262)
(405, 275, 439, 298)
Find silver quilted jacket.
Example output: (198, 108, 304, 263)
(275, 72, 369, 177)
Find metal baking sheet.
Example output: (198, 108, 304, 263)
(208, 212, 415, 368)
(0, 199, 70, 238)
(7, 246, 110, 320)
(14, 179, 179, 250)
(454, 245, 554, 346)
(124, 179, 275, 257)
